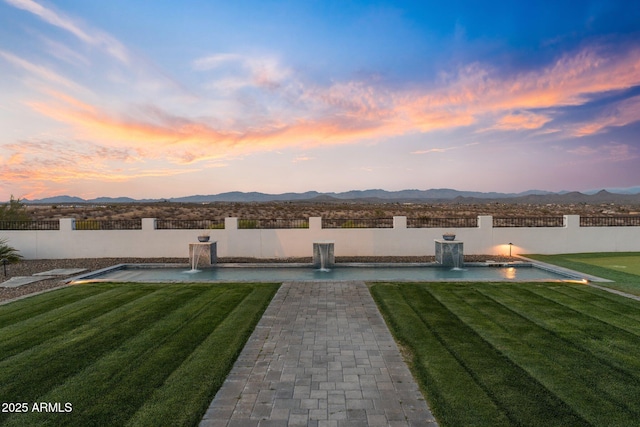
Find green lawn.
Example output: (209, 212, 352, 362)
(0, 282, 279, 427)
(525, 252, 640, 295)
(371, 281, 640, 427)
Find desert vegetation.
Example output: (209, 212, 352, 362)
(23, 200, 640, 222)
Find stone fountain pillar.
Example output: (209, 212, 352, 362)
(435, 239, 464, 268)
(189, 241, 217, 269)
(313, 241, 335, 270)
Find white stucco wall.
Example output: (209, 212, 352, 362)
(1, 215, 639, 259)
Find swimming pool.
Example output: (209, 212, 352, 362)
(70, 262, 587, 283)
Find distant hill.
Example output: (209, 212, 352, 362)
(21, 187, 640, 205)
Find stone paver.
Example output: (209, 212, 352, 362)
(200, 281, 437, 427)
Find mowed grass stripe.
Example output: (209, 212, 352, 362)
(485, 285, 640, 376)
(535, 284, 640, 328)
(524, 285, 640, 358)
(0, 285, 108, 327)
(473, 285, 640, 424)
(402, 284, 587, 427)
(371, 283, 513, 427)
(0, 285, 201, 417)
(432, 285, 625, 425)
(126, 284, 279, 427)
(0, 287, 155, 360)
(7, 285, 253, 427)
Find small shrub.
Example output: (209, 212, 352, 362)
(238, 219, 258, 229)
(75, 220, 101, 230)
(0, 237, 22, 263)
(0, 196, 30, 221)
(341, 220, 362, 228)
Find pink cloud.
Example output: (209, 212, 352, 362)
(4, 41, 640, 198)
(486, 111, 552, 131)
(21, 43, 640, 164)
(0, 139, 195, 198)
(16, 44, 640, 157)
(573, 95, 640, 136)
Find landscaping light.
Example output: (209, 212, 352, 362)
(508, 243, 513, 257)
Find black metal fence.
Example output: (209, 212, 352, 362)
(156, 219, 225, 229)
(322, 218, 394, 229)
(0, 220, 60, 230)
(408, 217, 478, 228)
(3, 216, 640, 231)
(238, 219, 309, 229)
(580, 216, 640, 227)
(74, 220, 142, 230)
(493, 217, 565, 227)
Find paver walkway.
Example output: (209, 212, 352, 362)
(200, 281, 437, 427)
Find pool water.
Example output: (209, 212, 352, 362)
(74, 263, 579, 283)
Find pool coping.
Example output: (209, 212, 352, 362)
(516, 255, 612, 282)
(66, 258, 608, 284)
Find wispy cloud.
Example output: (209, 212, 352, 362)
(39, 35, 90, 67)
(4, 0, 129, 63)
(484, 111, 552, 131)
(567, 142, 637, 162)
(193, 53, 291, 92)
(411, 142, 479, 155)
(573, 95, 640, 136)
(401, 47, 640, 133)
(411, 147, 454, 154)
(292, 155, 313, 163)
(0, 50, 85, 91)
(16, 45, 640, 164)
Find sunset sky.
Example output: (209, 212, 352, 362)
(1, 0, 639, 200)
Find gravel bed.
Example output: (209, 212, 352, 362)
(0, 255, 515, 303)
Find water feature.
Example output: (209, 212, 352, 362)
(188, 245, 205, 272)
(188, 242, 217, 272)
(435, 239, 464, 269)
(313, 241, 334, 271)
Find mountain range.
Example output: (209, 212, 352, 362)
(22, 187, 640, 204)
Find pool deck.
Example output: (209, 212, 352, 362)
(200, 281, 437, 427)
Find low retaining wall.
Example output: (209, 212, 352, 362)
(1, 216, 639, 259)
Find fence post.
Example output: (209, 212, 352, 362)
(477, 215, 493, 229)
(393, 216, 407, 229)
(564, 215, 580, 229)
(142, 218, 157, 231)
(60, 218, 75, 231)
(309, 217, 322, 231)
(225, 217, 238, 230)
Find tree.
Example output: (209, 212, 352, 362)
(0, 195, 30, 221)
(0, 238, 22, 263)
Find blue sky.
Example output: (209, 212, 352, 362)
(1, 0, 639, 199)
